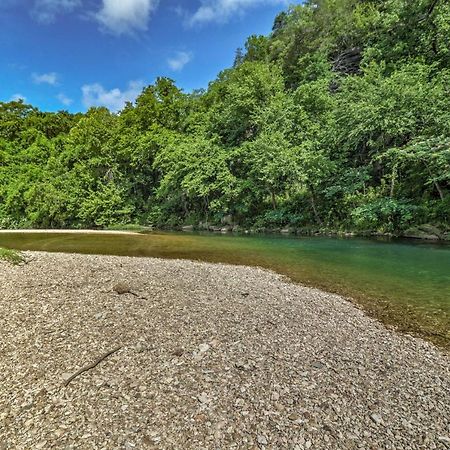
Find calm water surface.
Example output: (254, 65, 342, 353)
(0, 232, 449, 348)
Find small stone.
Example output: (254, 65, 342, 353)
(370, 413, 383, 425)
(257, 435, 268, 446)
(235, 360, 254, 371)
(235, 360, 246, 370)
(193, 343, 211, 361)
(113, 283, 131, 295)
(198, 392, 209, 404)
(305, 441, 312, 449)
(173, 347, 184, 357)
(199, 343, 210, 353)
(142, 436, 153, 447)
(135, 343, 145, 353)
(61, 372, 72, 383)
(288, 413, 300, 421)
(311, 361, 325, 369)
(54, 429, 64, 438)
(22, 402, 33, 411)
(195, 413, 207, 423)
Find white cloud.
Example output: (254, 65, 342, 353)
(188, 0, 288, 26)
(95, 0, 159, 35)
(57, 93, 73, 106)
(167, 51, 193, 71)
(10, 93, 27, 102)
(31, 0, 81, 24)
(81, 80, 144, 112)
(32, 72, 58, 85)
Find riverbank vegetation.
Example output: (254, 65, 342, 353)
(0, 248, 23, 264)
(1, 0, 449, 234)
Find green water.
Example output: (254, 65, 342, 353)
(0, 231, 449, 348)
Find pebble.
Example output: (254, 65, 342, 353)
(198, 392, 210, 404)
(370, 414, 383, 425)
(173, 347, 184, 357)
(257, 435, 268, 445)
(198, 343, 210, 353)
(312, 361, 325, 369)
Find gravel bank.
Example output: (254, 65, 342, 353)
(1, 252, 449, 450)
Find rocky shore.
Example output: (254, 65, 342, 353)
(180, 223, 450, 241)
(1, 252, 449, 449)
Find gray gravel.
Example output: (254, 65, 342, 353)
(0, 251, 449, 450)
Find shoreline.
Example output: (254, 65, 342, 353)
(0, 230, 448, 351)
(1, 251, 449, 448)
(1, 226, 448, 242)
(0, 229, 141, 235)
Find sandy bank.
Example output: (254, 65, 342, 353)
(0, 229, 140, 235)
(1, 252, 449, 449)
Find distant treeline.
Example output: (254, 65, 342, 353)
(1, 0, 449, 233)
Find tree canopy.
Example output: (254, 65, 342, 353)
(1, 0, 448, 233)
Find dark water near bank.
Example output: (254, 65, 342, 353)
(1, 232, 449, 348)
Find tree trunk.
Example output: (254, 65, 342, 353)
(433, 180, 445, 201)
(390, 164, 398, 198)
(427, 0, 440, 17)
(181, 192, 189, 217)
(308, 184, 323, 226)
(204, 196, 209, 224)
(424, 161, 445, 201)
(270, 190, 277, 210)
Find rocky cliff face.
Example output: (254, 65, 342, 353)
(333, 47, 363, 75)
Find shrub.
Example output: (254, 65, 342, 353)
(351, 198, 418, 232)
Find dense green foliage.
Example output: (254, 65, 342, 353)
(1, 0, 449, 233)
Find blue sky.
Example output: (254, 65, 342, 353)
(0, 0, 294, 112)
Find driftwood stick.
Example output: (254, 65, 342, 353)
(64, 346, 122, 387)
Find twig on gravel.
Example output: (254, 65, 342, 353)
(113, 283, 148, 300)
(63, 346, 122, 387)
